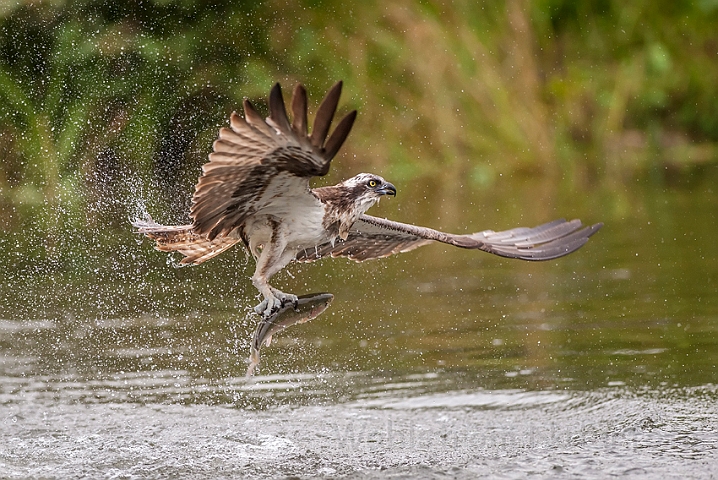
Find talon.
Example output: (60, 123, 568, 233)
(254, 298, 281, 318)
(254, 299, 269, 315)
(282, 295, 299, 311)
(254, 290, 298, 318)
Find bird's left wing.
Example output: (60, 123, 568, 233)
(295, 215, 603, 263)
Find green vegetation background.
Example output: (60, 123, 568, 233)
(1, 0, 717, 266)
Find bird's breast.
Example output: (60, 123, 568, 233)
(244, 198, 333, 253)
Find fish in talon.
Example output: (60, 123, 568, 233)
(246, 292, 334, 376)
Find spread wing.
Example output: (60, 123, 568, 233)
(295, 215, 603, 263)
(190, 81, 357, 240)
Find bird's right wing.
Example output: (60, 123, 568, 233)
(191, 82, 356, 240)
(295, 215, 603, 263)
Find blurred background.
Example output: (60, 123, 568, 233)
(1, 0, 716, 263)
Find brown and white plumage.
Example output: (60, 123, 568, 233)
(190, 82, 356, 241)
(134, 81, 602, 318)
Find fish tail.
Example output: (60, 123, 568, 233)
(246, 347, 261, 377)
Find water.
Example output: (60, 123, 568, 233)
(2, 380, 716, 478)
(1, 177, 717, 478)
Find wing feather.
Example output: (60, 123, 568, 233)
(324, 110, 357, 161)
(267, 83, 292, 134)
(291, 84, 308, 137)
(190, 82, 355, 240)
(295, 215, 602, 263)
(242, 99, 275, 137)
(310, 81, 342, 148)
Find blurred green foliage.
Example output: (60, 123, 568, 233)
(0, 0, 717, 261)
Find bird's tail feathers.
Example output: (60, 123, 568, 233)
(132, 216, 239, 265)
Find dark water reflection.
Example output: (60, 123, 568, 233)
(1, 177, 717, 477)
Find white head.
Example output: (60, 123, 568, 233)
(339, 173, 397, 214)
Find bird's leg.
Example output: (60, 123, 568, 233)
(251, 274, 282, 318)
(250, 226, 298, 318)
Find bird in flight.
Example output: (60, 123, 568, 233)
(133, 82, 602, 319)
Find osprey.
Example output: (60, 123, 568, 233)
(134, 82, 602, 318)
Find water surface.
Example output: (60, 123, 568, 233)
(1, 178, 717, 478)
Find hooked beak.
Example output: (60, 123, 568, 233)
(377, 182, 397, 196)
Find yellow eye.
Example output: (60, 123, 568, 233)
(368, 180, 378, 187)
